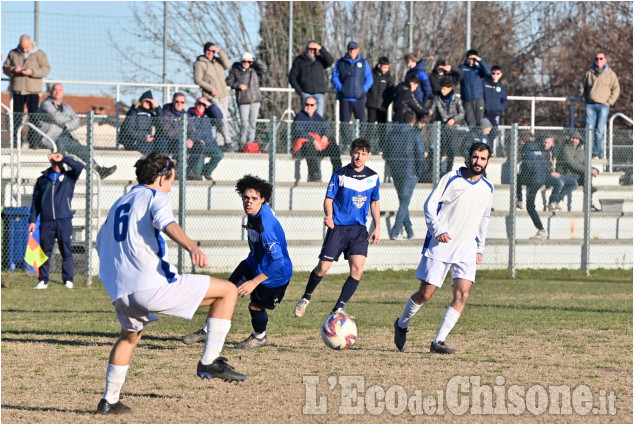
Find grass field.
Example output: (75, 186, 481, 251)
(1, 268, 632, 423)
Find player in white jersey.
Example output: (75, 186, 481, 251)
(95, 153, 245, 416)
(393, 142, 493, 355)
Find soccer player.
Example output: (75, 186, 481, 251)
(182, 175, 293, 348)
(294, 138, 380, 318)
(95, 153, 245, 415)
(393, 142, 493, 354)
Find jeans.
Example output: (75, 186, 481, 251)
(391, 174, 418, 238)
(585, 103, 610, 157)
(238, 102, 260, 146)
(192, 143, 224, 178)
(545, 175, 578, 204)
(212, 97, 234, 149)
(301, 93, 325, 118)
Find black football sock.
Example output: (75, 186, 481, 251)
(333, 276, 360, 312)
(303, 270, 324, 300)
(249, 308, 268, 335)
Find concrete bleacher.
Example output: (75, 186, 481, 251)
(2, 148, 632, 272)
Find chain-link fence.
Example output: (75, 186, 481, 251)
(2, 111, 632, 284)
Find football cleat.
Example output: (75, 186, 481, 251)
(331, 308, 355, 320)
(197, 357, 246, 382)
(96, 399, 131, 415)
(235, 334, 269, 349)
(393, 319, 409, 352)
(182, 328, 206, 345)
(294, 298, 310, 317)
(430, 341, 456, 354)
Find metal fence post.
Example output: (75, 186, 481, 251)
(508, 123, 518, 278)
(177, 116, 187, 273)
(85, 111, 94, 286)
(269, 116, 277, 209)
(431, 121, 441, 184)
(582, 126, 593, 275)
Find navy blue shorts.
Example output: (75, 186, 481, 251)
(229, 260, 288, 310)
(319, 225, 369, 262)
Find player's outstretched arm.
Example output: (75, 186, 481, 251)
(164, 222, 208, 267)
(369, 200, 380, 244)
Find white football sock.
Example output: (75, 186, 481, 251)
(103, 363, 129, 404)
(252, 331, 266, 339)
(433, 306, 461, 344)
(398, 297, 423, 329)
(201, 318, 231, 365)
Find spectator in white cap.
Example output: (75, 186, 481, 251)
(226, 52, 268, 152)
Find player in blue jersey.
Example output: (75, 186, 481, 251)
(182, 175, 293, 349)
(294, 138, 380, 318)
(95, 153, 245, 416)
(393, 142, 493, 355)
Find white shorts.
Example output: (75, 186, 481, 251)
(113, 274, 210, 332)
(414, 255, 476, 288)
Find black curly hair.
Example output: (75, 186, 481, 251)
(134, 152, 175, 184)
(235, 174, 272, 203)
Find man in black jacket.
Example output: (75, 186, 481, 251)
(29, 153, 84, 289)
(392, 76, 432, 123)
(119, 90, 162, 154)
(366, 57, 395, 124)
(289, 41, 334, 118)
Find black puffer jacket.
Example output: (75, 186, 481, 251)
(288, 48, 334, 95)
(366, 66, 395, 110)
(392, 83, 430, 123)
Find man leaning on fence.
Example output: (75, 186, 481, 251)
(36, 84, 116, 179)
(2, 34, 51, 146)
(29, 153, 84, 289)
(384, 111, 426, 240)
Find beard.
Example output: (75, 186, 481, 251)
(469, 161, 486, 175)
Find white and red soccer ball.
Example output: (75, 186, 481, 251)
(321, 312, 357, 349)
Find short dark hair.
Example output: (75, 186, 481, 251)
(434, 59, 447, 68)
(469, 142, 491, 159)
(235, 174, 273, 203)
(135, 152, 175, 184)
(203, 42, 215, 53)
(377, 56, 390, 65)
(172, 92, 185, 102)
(406, 75, 420, 85)
(403, 110, 417, 124)
(491, 65, 502, 72)
(439, 76, 453, 88)
(351, 137, 371, 153)
(403, 53, 417, 63)
(466, 49, 479, 58)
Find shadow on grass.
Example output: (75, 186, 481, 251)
(1, 404, 94, 415)
(1, 330, 182, 349)
(469, 302, 632, 314)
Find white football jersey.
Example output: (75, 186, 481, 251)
(97, 185, 178, 302)
(422, 168, 493, 263)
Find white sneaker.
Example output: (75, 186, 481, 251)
(548, 202, 561, 211)
(530, 229, 549, 240)
(294, 298, 310, 317)
(34, 281, 48, 289)
(65, 281, 74, 289)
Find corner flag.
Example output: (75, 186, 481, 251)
(24, 232, 48, 277)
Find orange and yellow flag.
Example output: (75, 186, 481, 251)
(24, 233, 49, 277)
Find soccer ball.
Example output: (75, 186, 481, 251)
(321, 312, 357, 350)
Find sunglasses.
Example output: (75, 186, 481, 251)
(305, 103, 316, 107)
(308, 48, 318, 51)
(242, 60, 252, 63)
(174, 100, 185, 104)
(595, 57, 606, 61)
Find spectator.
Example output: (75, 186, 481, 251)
(483, 65, 507, 144)
(2, 34, 51, 146)
(28, 153, 84, 289)
(193, 42, 236, 151)
(186, 97, 225, 182)
(226, 52, 268, 152)
(289, 40, 334, 118)
(457, 49, 492, 127)
(392, 75, 432, 123)
(37, 84, 116, 179)
(429, 59, 463, 96)
(331, 41, 373, 135)
(579, 52, 620, 158)
(291, 96, 341, 182)
(384, 111, 426, 240)
(404, 53, 433, 107)
(118, 90, 162, 154)
(543, 136, 578, 211)
(557, 132, 600, 211)
(516, 137, 549, 239)
(431, 77, 465, 173)
(157, 93, 198, 180)
(366, 57, 395, 124)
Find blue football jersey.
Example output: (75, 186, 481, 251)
(245, 203, 293, 288)
(326, 164, 380, 226)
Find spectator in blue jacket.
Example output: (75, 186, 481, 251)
(457, 49, 492, 127)
(404, 53, 433, 106)
(119, 90, 162, 154)
(331, 41, 373, 124)
(28, 153, 84, 289)
(483, 65, 507, 147)
(384, 111, 426, 240)
(186, 97, 225, 182)
(156, 93, 198, 179)
(516, 137, 550, 240)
